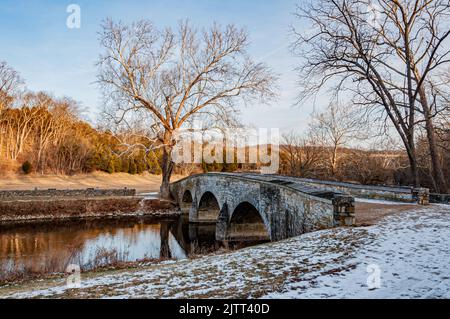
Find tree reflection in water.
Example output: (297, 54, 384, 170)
(0, 215, 266, 282)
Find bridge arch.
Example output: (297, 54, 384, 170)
(180, 190, 193, 214)
(197, 191, 221, 223)
(228, 202, 270, 242)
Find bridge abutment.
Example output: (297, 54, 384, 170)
(332, 195, 356, 227)
(412, 188, 430, 205)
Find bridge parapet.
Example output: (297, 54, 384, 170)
(241, 174, 430, 204)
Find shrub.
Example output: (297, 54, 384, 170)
(129, 160, 138, 175)
(121, 159, 130, 173)
(22, 161, 33, 175)
(137, 161, 147, 174)
(112, 156, 122, 173)
(106, 160, 115, 174)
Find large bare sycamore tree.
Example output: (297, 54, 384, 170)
(97, 19, 276, 198)
(293, 0, 450, 192)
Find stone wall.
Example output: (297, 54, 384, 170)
(0, 197, 177, 223)
(0, 188, 136, 200)
(275, 176, 423, 203)
(430, 193, 450, 205)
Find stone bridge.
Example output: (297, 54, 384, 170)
(170, 173, 355, 242)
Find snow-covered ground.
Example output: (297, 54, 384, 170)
(138, 192, 160, 199)
(267, 204, 450, 299)
(355, 197, 415, 205)
(2, 204, 450, 299)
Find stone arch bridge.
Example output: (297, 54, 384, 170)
(170, 173, 355, 242)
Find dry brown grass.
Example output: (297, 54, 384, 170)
(0, 172, 185, 194)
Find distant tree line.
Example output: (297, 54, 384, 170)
(0, 65, 162, 176)
(278, 103, 449, 192)
(279, 135, 450, 192)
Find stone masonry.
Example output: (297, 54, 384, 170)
(170, 173, 356, 242)
(0, 188, 136, 200)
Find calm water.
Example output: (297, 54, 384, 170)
(0, 215, 244, 282)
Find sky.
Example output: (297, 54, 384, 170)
(0, 0, 319, 134)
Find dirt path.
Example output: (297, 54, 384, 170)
(0, 172, 185, 194)
(355, 199, 420, 226)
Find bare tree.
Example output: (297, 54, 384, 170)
(309, 104, 366, 177)
(97, 19, 277, 198)
(376, 0, 450, 192)
(280, 131, 324, 177)
(0, 61, 23, 111)
(1, 104, 39, 160)
(29, 93, 77, 173)
(293, 0, 450, 190)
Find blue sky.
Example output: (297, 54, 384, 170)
(0, 0, 317, 133)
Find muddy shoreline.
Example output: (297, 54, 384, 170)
(0, 247, 232, 292)
(0, 256, 169, 289)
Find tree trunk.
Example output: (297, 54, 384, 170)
(160, 131, 174, 200)
(403, 29, 421, 189)
(331, 144, 338, 177)
(424, 121, 447, 193)
(406, 133, 420, 188)
(159, 222, 172, 259)
(418, 87, 447, 193)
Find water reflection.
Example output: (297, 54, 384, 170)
(0, 216, 263, 282)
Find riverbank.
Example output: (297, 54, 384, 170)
(0, 197, 178, 223)
(1, 203, 449, 299)
(0, 172, 184, 223)
(0, 172, 185, 194)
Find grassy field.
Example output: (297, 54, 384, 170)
(0, 172, 185, 194)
